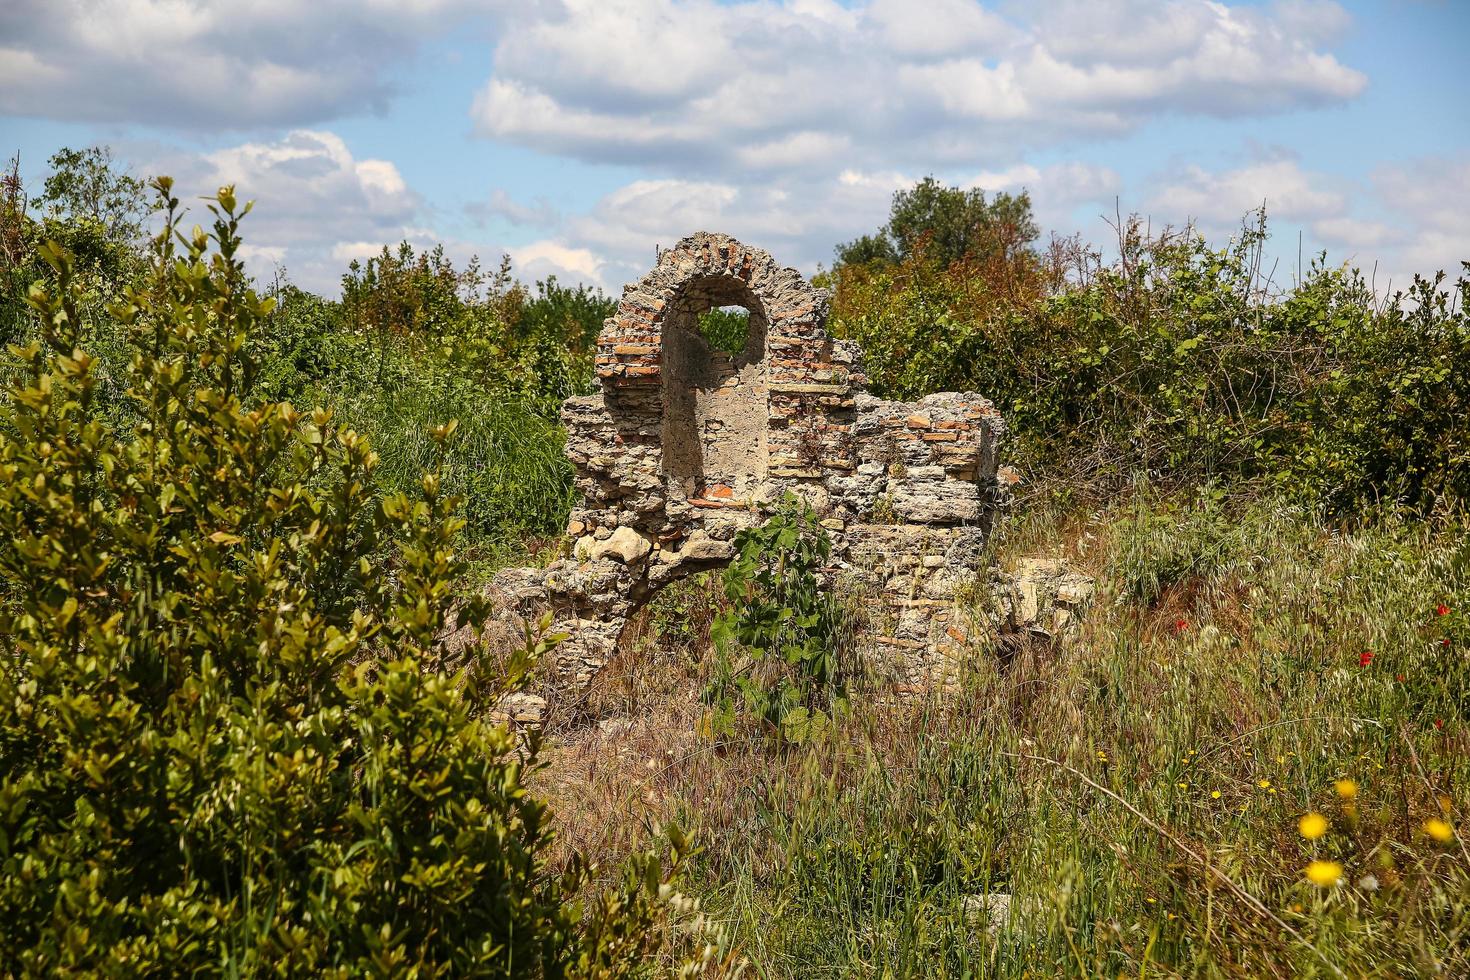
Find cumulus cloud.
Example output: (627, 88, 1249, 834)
(473, 0, 1366, 173)
(138, 130, 432, 291)
(1147, 155, 1349, 227)
(0, 0, 491, 126)
(10, 0, 1418, 297)
(503, 159, 1123, 291)
(1370, 156, 1470, 286)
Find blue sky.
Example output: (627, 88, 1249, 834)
(2, 0, 1466, 295)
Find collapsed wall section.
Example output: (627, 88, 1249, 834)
(492, 232, 1007, 721)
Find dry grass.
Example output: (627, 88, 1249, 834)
(532, 488, 1470, 976)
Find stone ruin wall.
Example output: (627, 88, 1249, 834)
(494, 232, 1012, 721)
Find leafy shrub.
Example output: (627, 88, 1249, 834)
(833, 204, 1470, 513)
(0, 182, 684, 976)
(703, 495, 849, 742)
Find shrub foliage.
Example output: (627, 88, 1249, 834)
(703, 495, 849, 743)
(0, 182, 680, 976)
(833, 205, 1470, 512)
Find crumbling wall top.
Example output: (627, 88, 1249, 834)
(595, 232, 830, 389)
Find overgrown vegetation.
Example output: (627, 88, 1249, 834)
(0, 179, 699, 976)
(832, 185, 1470, 514)
(703, 495, 850, 744)
(550, 489, 1470, 977)
(3, 148, 1468, 976)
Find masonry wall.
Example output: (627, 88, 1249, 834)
(493, 232, 1007, 721)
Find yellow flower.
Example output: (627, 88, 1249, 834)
(1258, 779, 1271, 789)
(1305, 860, 1343, 887)
(1424, 818, 1455, 844)
(1334, 779, 1358, 800)
(1177, 781, 1188, 789)
(1299, 812, 1329, 840)
(1211, 790, 1222, 799)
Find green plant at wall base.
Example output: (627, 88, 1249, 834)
(704, 494, 849, 743)
(0, 181, 688, 977)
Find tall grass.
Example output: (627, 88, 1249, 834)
(328, 376, 576, 572)
(540, 489, 1470, 976)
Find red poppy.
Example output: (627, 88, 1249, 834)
(1174, 618, 1189, 632)
(1396, 673, 1406, 683)
(1444, 638, 1453, 648)
(1437, 604, 1450, 617)
(1435, 719, 1445, 730)
(1359, 650, 1374, 667)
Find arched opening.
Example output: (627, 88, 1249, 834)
(660, 277, 769, 501)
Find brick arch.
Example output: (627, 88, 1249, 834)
(594, 232, 830, 391)
(593, 233, 840, 506)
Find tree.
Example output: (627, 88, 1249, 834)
(836, 176, 1038, 269)
(38, 146, 148, 248)
(19, 146, 151, 291)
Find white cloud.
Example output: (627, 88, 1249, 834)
(510, 241, 606, 284)
(1370, 156, 1470, 286)
(0, 0, 493, 126)
(1147, 156, 1348, 226)
(139, 130, 428, 292)
(473, 0, 1366, 173)
(865, 0, 1012, 57)
(505, 159, 1123, 291)
(1144, 152, 1470, 292)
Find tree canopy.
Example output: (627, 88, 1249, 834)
(836, 176, 1038, 269)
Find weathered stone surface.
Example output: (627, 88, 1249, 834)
(492, 232, 1014, 719)
(584, 526, 652, 564)
(994, 557, 1095, 641)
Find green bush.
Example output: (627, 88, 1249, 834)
(833, 206, 1470, 513)
(703, 495, 849, 743)
(0, 182, 685, 976)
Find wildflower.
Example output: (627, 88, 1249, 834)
(1305, 860, 1343, 887)
(1435, 719, 1445, 730)
(1443, 638, 1452, 647)
(1177, 781, 1188, 789)
(1396, 673, 1406, 683)
(1437, 603, 1450, 616)
(1424, 819, 1454, 843)
(1359, 650, 1374, 667)
(1334, 779, 1358, 800)
(1259, 779, 1272, 789)
(1211, 790, 1222, 799)
(1356, 874, 1379, 892)
(1299, 812, 1329, 840)
(1174, 618, 1189, 632)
